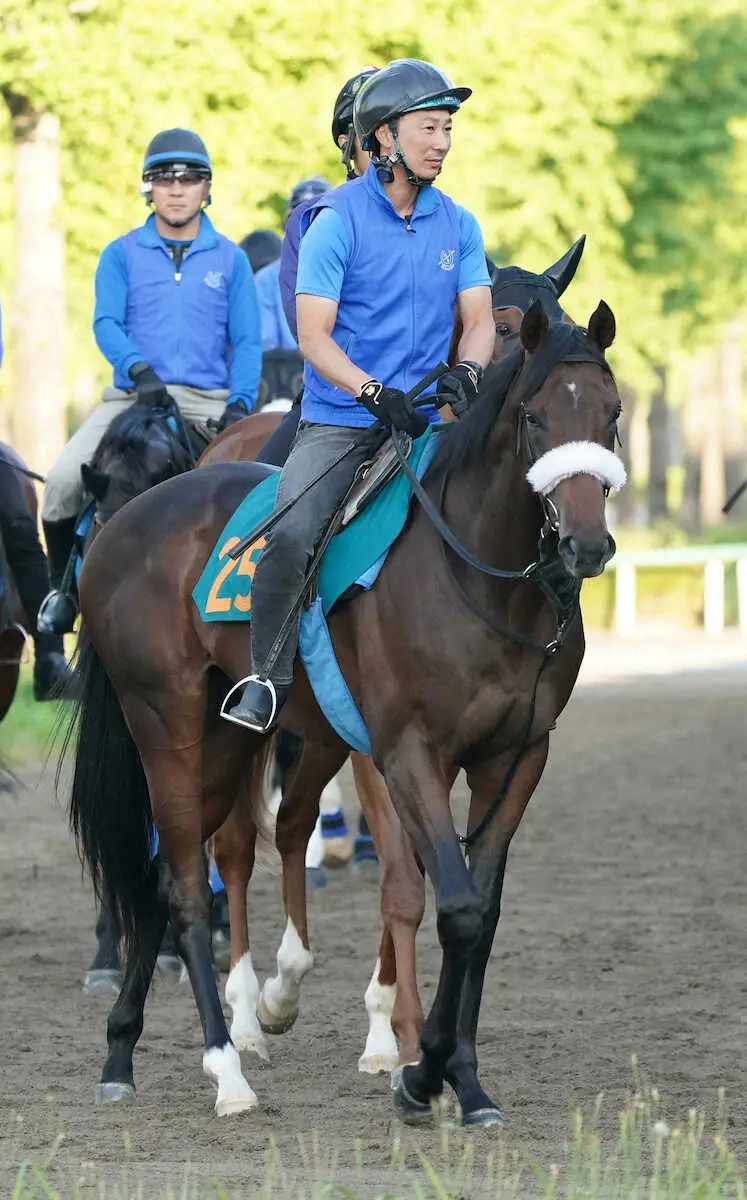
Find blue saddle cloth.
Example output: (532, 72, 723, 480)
(192, 428, 438, 752)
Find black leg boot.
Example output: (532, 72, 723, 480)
(37, 517, 78, 635)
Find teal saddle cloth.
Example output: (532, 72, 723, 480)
(193, 428, 437, 752)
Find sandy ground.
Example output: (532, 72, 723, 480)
(1, 632, 745, 1194)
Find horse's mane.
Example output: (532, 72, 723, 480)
(428, 347, 525, 478)
(90, 405, 190, 477)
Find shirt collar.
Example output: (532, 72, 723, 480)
(138, 211, 219, 250)
(362, 163, 440, 218)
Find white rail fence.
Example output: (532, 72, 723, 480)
(607, 544, 747, 637)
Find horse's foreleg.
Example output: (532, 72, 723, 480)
(353, 753, 425, 1074)
(380, 734, 479, 1121)
(444, 735, 550, 1127)
(213, 802, 267, 1061)
(258, 740, 347, 1035)
(83, 900, 123, 996)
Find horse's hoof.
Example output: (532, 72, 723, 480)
(393, 1075, 436, 1125)
(83, 968, 123, 997)
(358, 1051, 398, 1076)
(256, 997, 298, 1035)
(461, 1105, 505, 1128)
(350, 856, 379, 877)
(215, 1091, 258, 1117)
(322, 835, 353, 868)
(94, 1082, 136, 1106)
(234, 1034, 270, 1062)
(305, 866, 327, 890)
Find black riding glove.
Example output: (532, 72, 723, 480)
(436, 361, 483, 418)
(215, 398, 250, 433)
(129, 362, 171, 410)
(357, 380, 429, 439)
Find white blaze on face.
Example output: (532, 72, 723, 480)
(526, 441, 627, 496)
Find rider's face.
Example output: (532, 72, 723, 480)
(377, 109, 453, 182)
(150, 175, 210, 228)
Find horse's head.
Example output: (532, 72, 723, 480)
(82, 406, 191, 526)
(489, 236, 584, 364)
(518, 299, 624, 579)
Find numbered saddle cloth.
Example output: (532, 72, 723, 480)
(192, 428, 437, 752)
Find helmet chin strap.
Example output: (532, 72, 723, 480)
(340, 124, 358, 181)
(375, 126, 440, 188)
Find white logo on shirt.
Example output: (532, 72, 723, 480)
(439, 249, 456, 271)
(204, 270, 224, 288)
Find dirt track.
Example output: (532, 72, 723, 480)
(1, 638, 746, 1193)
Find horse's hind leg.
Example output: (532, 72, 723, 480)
(353, 754, 425, 1075)
(213, 798, 268, 1062)
(126, 690, 259, 1116)
(258, 739, 348, 1034)
(83, 900, 123, 996)
(97, 859, 166, 1104)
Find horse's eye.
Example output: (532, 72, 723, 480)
(525, 410, 542, 429)
(609, 403, 622, 425)
(496, 323, 511, 337)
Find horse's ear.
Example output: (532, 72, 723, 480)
(587, 300, 616, 352)
(520, 299, 550, 353)
(545, 234, 585, 298)
(81, 462, 110, 501)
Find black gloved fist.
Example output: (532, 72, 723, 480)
(357, 379, 429, 439)
(436, 360, 483, 418)
(215, 398, 250, 433)
(129, 362, 171, 410)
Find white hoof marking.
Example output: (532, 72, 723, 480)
(358, 959, 398, 1075)
(305, 816, 325, 870)
(203, 1043, 258, 1117)
(225, 953, 269, 1062)
(259, 918, 313, 1029)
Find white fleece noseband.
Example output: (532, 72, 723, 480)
(526, 441, 627, 496)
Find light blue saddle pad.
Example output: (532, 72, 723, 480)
(193, 428, 438, 752)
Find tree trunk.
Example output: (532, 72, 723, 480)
(647, 366, 669, 523)
(699, 346, 725, 527)
(5, 99, 66, 472)
(721, 317, 744, 516)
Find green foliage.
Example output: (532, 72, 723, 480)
(1, 0, 747, 412)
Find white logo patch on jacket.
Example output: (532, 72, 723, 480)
(438, 249, 456, 271)
(204, 270, 224, 289)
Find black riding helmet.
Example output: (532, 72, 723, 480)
(239, 229, 282, 274)
(353, 59, 470, 186)
(285, 175, 332, 221)
(332, 66, 379, 180)
(142, 128, 212, 182)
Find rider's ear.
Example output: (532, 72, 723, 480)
(587, 300, 616, 352)
(82, 463, 111, 501)
(520, 300, 549, 354)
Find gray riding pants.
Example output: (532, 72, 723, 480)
(250, 420, 375, 689)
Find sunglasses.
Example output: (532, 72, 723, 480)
(150, 171, 206, 187)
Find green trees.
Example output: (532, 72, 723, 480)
(1, 0, 746, 509)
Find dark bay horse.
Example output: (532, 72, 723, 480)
(0, 444, 43, 731)
(65, 299, 624, 1121)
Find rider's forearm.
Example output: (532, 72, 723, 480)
(93, 241, 143, 382)
(457, 313, 495, 372)
(298, 328, 371, 397)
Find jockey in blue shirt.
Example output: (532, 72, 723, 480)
(39, 128, 262, 635)
(255, 177, 332, 353)
(225, 59, 495, 733)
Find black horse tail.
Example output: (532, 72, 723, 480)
(59, 627, 152, 956)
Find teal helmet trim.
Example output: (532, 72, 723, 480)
(402, 93, 462, 114)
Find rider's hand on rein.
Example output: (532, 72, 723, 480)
(130, 362, 172, 410)
(357, 379, 429, 438)
(435, 361, 482, 418)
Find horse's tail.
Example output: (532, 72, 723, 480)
(59, 627, 152, 955)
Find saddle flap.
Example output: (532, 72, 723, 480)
(340, 435, 411, 530)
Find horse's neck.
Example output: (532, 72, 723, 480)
(443, 406, 542, 571)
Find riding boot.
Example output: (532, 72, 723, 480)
(1, 515, 76, 700)
(37, 517, 78, 635)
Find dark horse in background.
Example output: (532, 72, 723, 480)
(64, 282, 625, 1123)
(0, 445, 43, 733)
